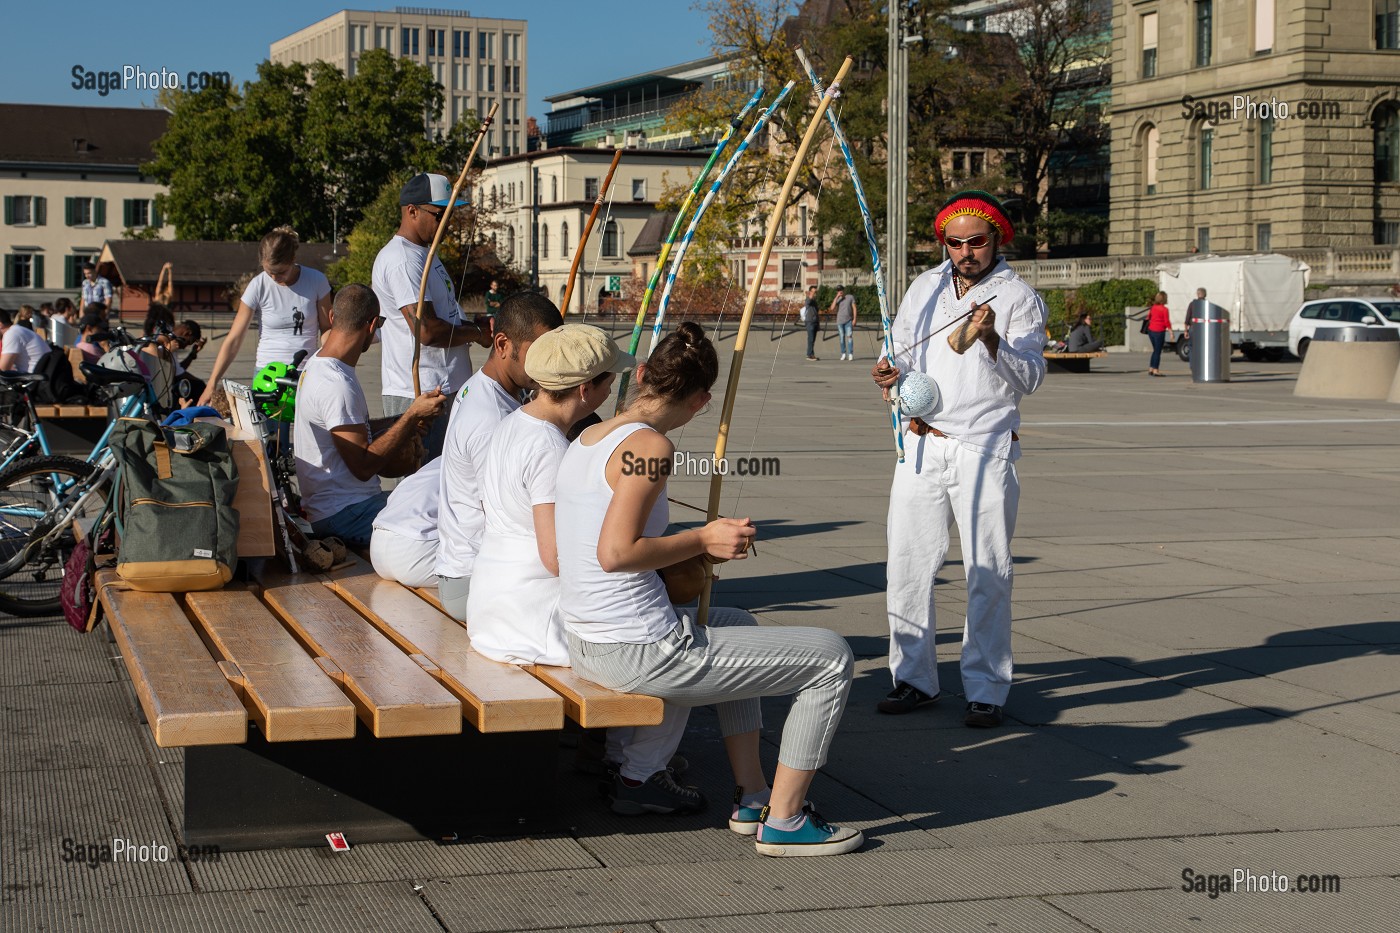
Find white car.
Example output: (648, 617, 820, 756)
(1288, 297, 1400, 359)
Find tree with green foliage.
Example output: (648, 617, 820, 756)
(145, 50, 475, 243)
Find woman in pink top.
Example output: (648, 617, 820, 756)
(1147, 292, 1174, 376)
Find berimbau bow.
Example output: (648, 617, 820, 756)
(795, 47, 905, 462)
(613, 86, 765, 413)
(694, 55, 855, 627)
(560, 147, 623, 314)
(411, 100, 498, 396)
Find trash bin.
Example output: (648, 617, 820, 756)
(1187, 299, 1230, 383)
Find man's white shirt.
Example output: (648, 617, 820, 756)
(885, 258, 1047, 460)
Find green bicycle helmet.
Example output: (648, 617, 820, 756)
(253, 361, 298, 423)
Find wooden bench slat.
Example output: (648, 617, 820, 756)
(525, 665, 665, 729)
(259, 574, 462, 738)
(95, 571, 247, 748)
(399, 566, 664, 728)
(412, 585, 447, 615)
(184, 590, 357, 742)
(325, 564, 564, 734)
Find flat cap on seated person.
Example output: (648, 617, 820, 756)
(524, 323, 636, 390)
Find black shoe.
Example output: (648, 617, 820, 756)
(609, 770, 707, 816)
(877, 682, 940, 714)
(964, 702, 1003, 728)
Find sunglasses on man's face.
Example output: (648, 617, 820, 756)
(417, 206, 444, 220)
(374, 316, 387, 329)
(945, 234, 993, 250)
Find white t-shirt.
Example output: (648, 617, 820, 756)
(372, 457, 441, 541)
(293, 352, 382, 523)
(372, 234, 473, 399)
(240, 267, 331, 370)
(434, 368, 519, 579)
(556, 422, 676, 644)
(1, 325, 49, 373)
(466, 410, 569, 666)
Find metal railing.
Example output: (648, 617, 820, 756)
(818, 247, 1400, 289)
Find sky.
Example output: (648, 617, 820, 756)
(1, 0, 721, 122)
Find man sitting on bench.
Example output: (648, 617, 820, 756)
(294, 284, 448, 549)
(1065, 312, 1105, 353)
(435, 292, 563, 622)
(369, 456, 442, 588)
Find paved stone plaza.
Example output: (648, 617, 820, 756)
(2, 324, 1397, 931)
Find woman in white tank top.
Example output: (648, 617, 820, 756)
(555, 322, 862, 858)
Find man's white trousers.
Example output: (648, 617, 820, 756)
(886, 433, 1019, 706)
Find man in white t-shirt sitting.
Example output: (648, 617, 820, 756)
(294, 284, 449, 549)
(0, 308, 50, 373)
(373, 173, 492, 460)
(435, 291, 563, 621)
(369, 456, 442, 588)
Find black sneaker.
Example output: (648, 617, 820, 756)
(608, 770, 707, 816)
(877, 682, 940, 714)
(964, 702, 1003, 728)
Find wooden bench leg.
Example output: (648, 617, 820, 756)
(182, 724, 562, 850)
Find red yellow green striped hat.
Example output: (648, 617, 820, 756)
(935, 189, 1014, 244)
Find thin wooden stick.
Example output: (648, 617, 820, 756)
(410, 101, 498, 396)
(560, 148, 623, 314)
(694, 56, 855, 627)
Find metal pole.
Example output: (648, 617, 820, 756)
(887, 3, 909, 306)
(531, 166, 540, 287)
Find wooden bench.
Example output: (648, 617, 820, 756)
(1044, 325, 1109, 373)
(96, 554, 664, 850)
(1043, 349, 1109, 373)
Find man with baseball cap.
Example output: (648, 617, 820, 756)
(870, 190, 1047, 726)
(372, 172, 492, 459)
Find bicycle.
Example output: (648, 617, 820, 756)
(0, 362, 165, 617)
(0, 327, 175, 474)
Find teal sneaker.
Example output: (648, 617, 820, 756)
(729, 787, 765, 835)
(729, 789, 817, 835)
(754, 807, 864, 857)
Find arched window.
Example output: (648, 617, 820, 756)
(1376, 103, 1400, 183)
(1141, 124, 1159, 195)
(560, 221, 569, 257)
(540, 223, 549, 259)
(506, 225, 516, 262)
(601, 220, 619, 258)
(490, 185, 498, 207)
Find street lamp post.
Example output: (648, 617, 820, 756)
(887, 3, 909, 305)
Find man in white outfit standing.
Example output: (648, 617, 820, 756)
(870, 190, 1047, 727)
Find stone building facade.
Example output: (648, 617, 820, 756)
(1110, 0, 1400, 255)
(271, 8, 528, 156)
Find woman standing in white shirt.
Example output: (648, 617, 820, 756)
(555, 321, 861, 858)
(198, 226, 332, 405)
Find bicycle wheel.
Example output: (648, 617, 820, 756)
(0, 456, 105, 618)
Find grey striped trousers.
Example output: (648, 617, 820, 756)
(567, 608, 854, 771)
